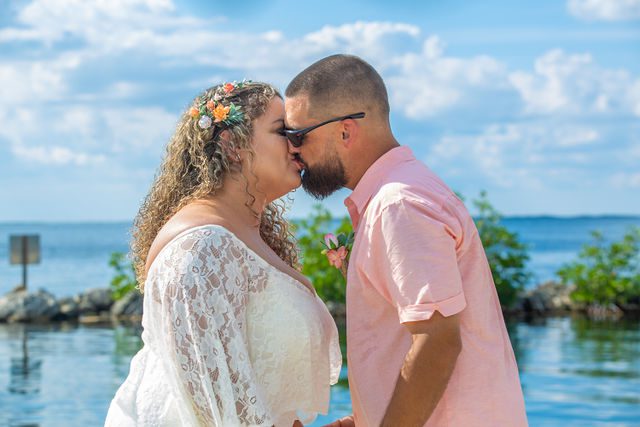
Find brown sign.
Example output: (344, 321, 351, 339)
(10, 235, 41, 265)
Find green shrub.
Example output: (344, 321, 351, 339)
(557, 227, 640, 308)
(297, 193, 531, 308)
(472, 191, 531, 308)
(295, 205, 353, 302)
(109, 252, 138, 300)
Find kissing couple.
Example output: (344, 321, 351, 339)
(105, 55, 527, 426)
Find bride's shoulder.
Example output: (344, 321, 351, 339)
(145, 215, 235, 274)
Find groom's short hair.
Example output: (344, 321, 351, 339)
(286, 54, 390, 119)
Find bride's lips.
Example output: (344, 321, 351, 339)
(291, 156, 306, 172)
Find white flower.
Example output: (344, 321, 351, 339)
(198, 115, 212, 129)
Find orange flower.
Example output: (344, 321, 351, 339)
(206, 100, 216, 111)
(223, 83, 235, 93)
(212, 104, 231, 122)
(188, 107, 199, 118)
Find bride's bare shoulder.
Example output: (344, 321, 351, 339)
(144, 205, 232, 274)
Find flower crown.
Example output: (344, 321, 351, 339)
(188, 80, 251, 130)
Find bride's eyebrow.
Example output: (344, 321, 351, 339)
(271, 119, 284, 125)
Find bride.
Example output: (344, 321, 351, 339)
(105, 81, 341, 426)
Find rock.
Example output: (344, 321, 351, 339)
(10, 284, 26, 293)
(618, 302, 640, 313)
(58, 296, 80, 319)
(521, 281, 575, 314)
(586, 304, 624, 320)
(78, 288, 113, 315)
(111, 291, 143, 318)
(0, 291, 21, 321)
(0, 289, 60, 323)
(79, 312, 112, 324)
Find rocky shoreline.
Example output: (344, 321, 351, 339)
(0, 281, 636, 325)
(0, 286, 142, 324)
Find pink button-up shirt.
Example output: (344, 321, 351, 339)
(344, 146, 527, 427)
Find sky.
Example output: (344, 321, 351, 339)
(0, 0, 639, 221)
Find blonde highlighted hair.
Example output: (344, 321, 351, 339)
(131, 82, 299, 291)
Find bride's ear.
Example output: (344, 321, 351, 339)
(218, 130, 242, 163)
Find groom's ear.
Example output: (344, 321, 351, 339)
(340, 118, 359, 148)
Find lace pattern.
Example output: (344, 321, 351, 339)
(105, 225, 343, 427)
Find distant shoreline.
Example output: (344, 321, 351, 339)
(1, 215, 640, 225)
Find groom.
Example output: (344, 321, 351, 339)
(285, 55, 528, 426)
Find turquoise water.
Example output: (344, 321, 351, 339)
(0, 317, 638, 426)
(0, 217, 639, 425)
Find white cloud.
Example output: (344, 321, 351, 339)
(0, 102, 175, 167)
(12, 145, 106, 165)
(103, 107, 177, 151)
(6, 0, 636, 124)
(631, 80, 640, 116)
(0, 0, 637, 199)
(0, 0, 421, 77)
(0, 55, 80, 106)
(301, 21, 421, 64)
(387, 36, 506, 118)
(509, 49, 640, 116)
(0, 5, 432, 169)
(553, 126, 600, 147)
(0, 1, 429, 90)
(0, 0, 181, 45)
(427, 122, 604, 189)
(53, 107, 96, 137)
(568, 0, 640, 21)
(610, 172, 640, 188)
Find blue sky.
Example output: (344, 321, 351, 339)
(0, 0, 639, 221)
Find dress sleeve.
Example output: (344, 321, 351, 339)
(155, 229, 274, 426)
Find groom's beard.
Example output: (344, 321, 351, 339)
(299, 153, 348, 200)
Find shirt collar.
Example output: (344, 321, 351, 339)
(344, 145, 415, 228)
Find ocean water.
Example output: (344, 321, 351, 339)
(0, 216, 638, 426)
(0, 216, 638, 297)
(0, 317, 638, 426)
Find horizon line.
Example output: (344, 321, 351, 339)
(1, 213, 639, 225)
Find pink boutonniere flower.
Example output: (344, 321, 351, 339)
(326, 246, 348, 269)
(324, 233, 339, 249)
(321, 231, 355, 278)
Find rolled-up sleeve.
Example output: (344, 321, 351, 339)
(365, 198, 467, 323)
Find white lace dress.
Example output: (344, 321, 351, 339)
(105, 225, 342, 427)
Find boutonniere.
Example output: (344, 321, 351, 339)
(321, 232, 355, 278)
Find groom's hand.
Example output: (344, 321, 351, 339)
(321, 414, 355, 427)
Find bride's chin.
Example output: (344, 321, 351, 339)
(289, 178, 302, 193)
(271, 178, 301, 201)
(288, 169, 302, 189)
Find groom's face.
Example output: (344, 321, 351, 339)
(284, 96, 348, 199)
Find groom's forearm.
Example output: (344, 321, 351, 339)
(380, 312, 462, 427)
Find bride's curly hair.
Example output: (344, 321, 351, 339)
(131, 82, 299, 291)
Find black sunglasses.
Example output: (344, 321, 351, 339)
(284, 112, 365, 147)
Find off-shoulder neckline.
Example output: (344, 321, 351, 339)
(147, 224, 317, 297)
